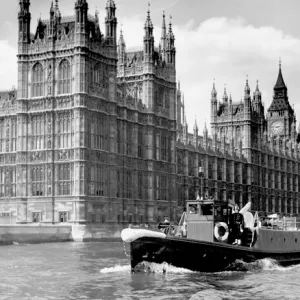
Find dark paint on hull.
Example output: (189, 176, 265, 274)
(130, 236, 300, 273)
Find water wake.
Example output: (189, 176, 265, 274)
(134, 261, 195, 274)
(227, 258, 300, 273)
(100, 264, 131, 274)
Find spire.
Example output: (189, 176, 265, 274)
(106, 0, 116, 9)
(193, 118, 198, 131)
(254, 80, 261, 97)
(95, 8, 99, 24)
(105, 0, 117, 45)
(161, 11, 167, 40)
(118, 26, 125, 45)
(244, 76, 250, 95)
(211, 80, 217, 99)
(274, 58, 287, 90)
(222, 85, 228, 102)
(145, 2, 153, 30)
(203, 122, 208, 134)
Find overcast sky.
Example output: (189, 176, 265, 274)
(1, 0, 300, 132)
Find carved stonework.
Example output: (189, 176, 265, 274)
(59, 149, 69, 161)
(32, 151, 42, 162)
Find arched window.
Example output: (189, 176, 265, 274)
(32, 63, 44, 97)
(59, 60, 71, 94)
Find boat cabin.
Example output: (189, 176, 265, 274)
(185, 199, 232, 242)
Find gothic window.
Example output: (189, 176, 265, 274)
(0, 122, 4, 153)
(217, 159, 223, 181)
(177, 152, 184, 175)
(126, 170, 132, 198)
(126, 123, 132, 156)
(11, 168, 16, 197)
(117, 124, 121, 154)
(58, 115, 71, 149)
(59, 60, 71, 94)
(32, 63, 44, 97)
(235, 126, 241, 145)
(92, 165, 105, 196)
(116, 170, 121, 198)
(93, 63, 101, 86)
(11, 122, 16, 152)
(138, 171, 143, 199)
(161, 175, 167, 200)
(58, 164, 70, 195)
(32, 116, 45, 150)
(234, 162, 240, 183)
(208, 158, 213, 180)
(32, 166, 44, 196)
(138, 126, 143, 158)
(188, 154, 194, 176)
(161, 134, 167, 161)
(92, 63, 106, 88)
(155, 174, 167, 200)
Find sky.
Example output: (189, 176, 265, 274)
(1, 0, 300, 132)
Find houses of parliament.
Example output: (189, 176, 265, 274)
(0, 0, 299, 225)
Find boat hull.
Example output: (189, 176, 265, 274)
(130, 235, 300, 272)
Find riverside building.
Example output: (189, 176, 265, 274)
(0, 0, 298, 226)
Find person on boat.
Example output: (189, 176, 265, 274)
(229, 204, 244, 245)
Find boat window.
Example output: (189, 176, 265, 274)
(201, 204, 213, 216)
(188, 204, 198, 214)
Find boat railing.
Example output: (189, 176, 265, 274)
(259, 216, 299, 231)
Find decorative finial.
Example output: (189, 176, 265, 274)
(279, 57, 281, 69)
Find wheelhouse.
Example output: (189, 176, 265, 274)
(185, 199, 232, 242)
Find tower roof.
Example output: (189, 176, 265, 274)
(254, 80, 261, 97)
(211, 81, 217, 98)
(274, 59, 287, 90)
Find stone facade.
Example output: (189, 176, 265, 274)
(1, 0, 299, 226)
(0, 0, 178, 225)
(177, 65, 300, 216)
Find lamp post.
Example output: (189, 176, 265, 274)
(198, 159, 204, 200)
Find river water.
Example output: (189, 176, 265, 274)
(0, 241, 299, 300)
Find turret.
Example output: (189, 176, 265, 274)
(244, 78, 251, 113)
(118, 28, 126, 65)
(160, 12, 167, 62)
(105, 0, 117, 45)
(253, 80, 262, 114)
(166, 17, 176, 65)
(143, 6, 154, 62)
(18, 0, 31, 44)
(222, 86, 228, 103)
(75, 0, 88, 33)
(49, 0, 61, 39)
(193, 119, 198, 146)
(211, 81, 218, 118)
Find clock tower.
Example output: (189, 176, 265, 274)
(267, 61, 296, 140)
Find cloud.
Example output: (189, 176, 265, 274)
(173, 17, 300, 132)
(120, 15, 300, 131)
(0, 40, 17, 90)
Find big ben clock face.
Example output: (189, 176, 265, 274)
(271, 120, 284, 135)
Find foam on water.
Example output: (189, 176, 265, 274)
(134, 261, 195, 274)
(100, 264, 131, 274)
(226, 258, 300, 273)
(100, 261, 194, 274)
